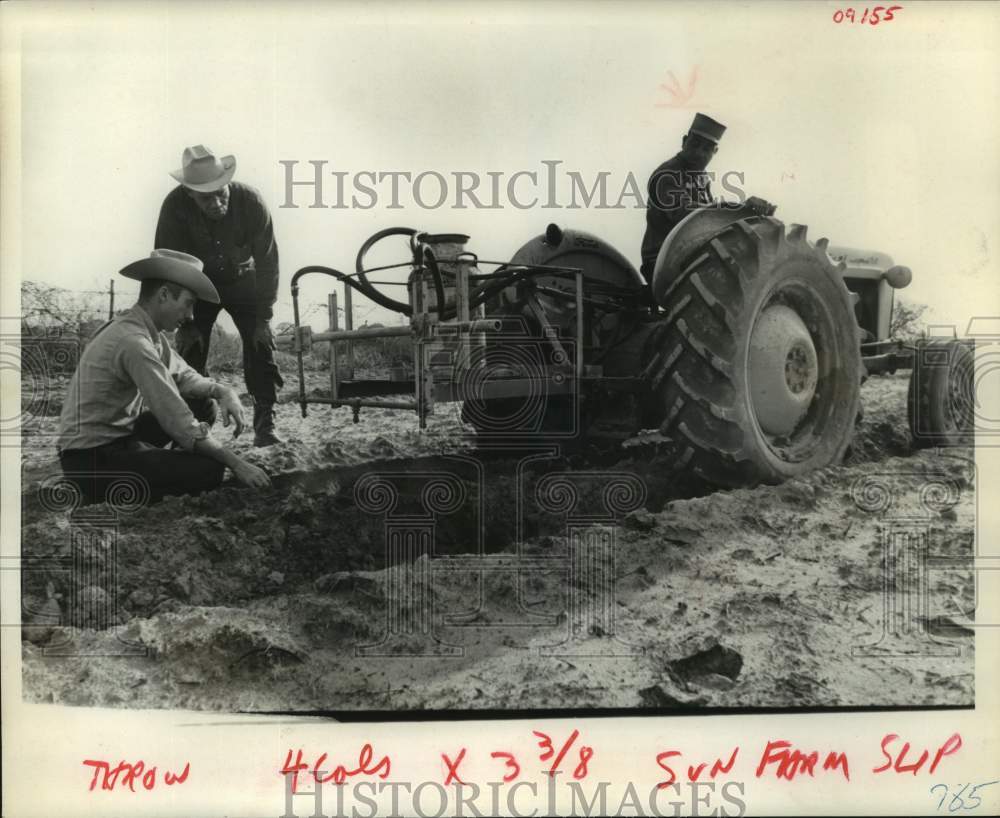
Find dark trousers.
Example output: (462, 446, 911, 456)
(58, 398, 225, 507)
(183, 299, 283, 405)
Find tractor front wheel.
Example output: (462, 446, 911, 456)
(907, 338, 975, 448)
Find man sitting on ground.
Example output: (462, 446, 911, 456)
(57, 249, 271, 505)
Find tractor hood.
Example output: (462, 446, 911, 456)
(827, 244, 911, 291)
(825, 245, 895, 278)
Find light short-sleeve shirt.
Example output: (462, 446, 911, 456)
(57, 305, 216, 452)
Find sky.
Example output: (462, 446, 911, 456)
(3, 0, 999, 334)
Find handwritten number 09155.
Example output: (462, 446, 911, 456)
(832, 6, 903, 25)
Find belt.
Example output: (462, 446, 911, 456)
(208, 262, 254, 288)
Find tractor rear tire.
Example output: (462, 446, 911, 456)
(645, 218, 863, 488)
(907, 338, 975, 448)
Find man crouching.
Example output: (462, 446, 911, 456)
(56, 249, 271, 505)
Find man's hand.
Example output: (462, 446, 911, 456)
(252, 321, 275, 352)
(214, 384, 246, 437)
(192, 435, 271, 490)
(746, 196, 776, 217)
(231, 459, 272, 489)
(175, 323, 204, 357)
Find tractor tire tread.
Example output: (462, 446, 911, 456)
(645, 217, 861, 487)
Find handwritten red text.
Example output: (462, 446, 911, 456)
(656, 747, 740, 789)
(83, 759, 190, 792)
(280, 745, 390, 794)
(873, 733, 962, 776)
(831, 6, 903, 25)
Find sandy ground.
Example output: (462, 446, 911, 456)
(19, 372, 975, 712)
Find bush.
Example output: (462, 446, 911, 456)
(890, 298, 928, 340)
(348, 329, 413, 370)
(205, 323, 244, 372)
(275, 320, 413, 375)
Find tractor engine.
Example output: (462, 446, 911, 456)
(499, 222, 648, 356)
(478, 223, 661, 438)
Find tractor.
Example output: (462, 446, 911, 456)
(288, 201, 974, 489)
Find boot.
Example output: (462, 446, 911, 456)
(253, 402, 282, 447)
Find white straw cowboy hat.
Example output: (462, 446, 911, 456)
(169, 145, 236, 192)
(120, 249, 221, 304)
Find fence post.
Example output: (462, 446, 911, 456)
(344, 282, 354, 380)
(108, 280, 115, 320)
(328, 292, 339, 401)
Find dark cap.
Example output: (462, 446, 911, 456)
(689, 113, 726, 143)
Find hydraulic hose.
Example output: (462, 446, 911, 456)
(352, 225, 508, 319)
(290, 265, 408, 315)
(307, 225, 585, 323)
(354, 226, 419, 314)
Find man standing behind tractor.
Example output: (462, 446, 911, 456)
(640, 113, 772, 283)
(155, 145, 284, 447)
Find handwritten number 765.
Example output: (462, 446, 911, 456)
(931, 781, 999, 812)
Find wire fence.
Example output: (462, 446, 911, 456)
(20, 280, 118, 337)
(19, 279, 408, 376)
(23, 279, 392, 338)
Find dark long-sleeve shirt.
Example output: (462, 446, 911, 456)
(154, 181, 280, 320)
(640, 154, 714, 279)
